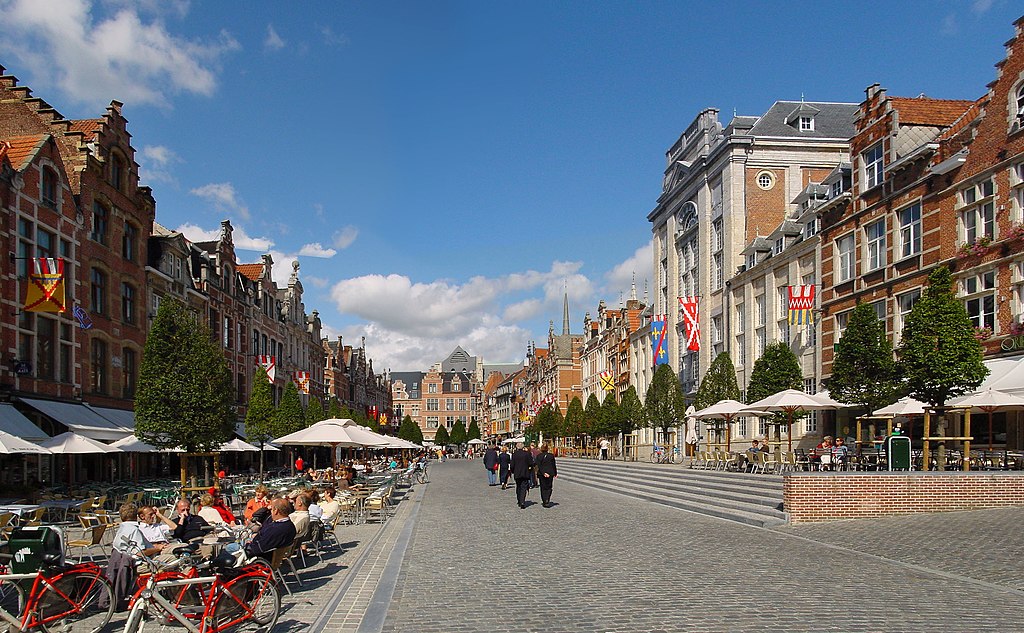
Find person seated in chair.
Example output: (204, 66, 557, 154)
(170, 499, 209, 543)
(244, 499, 296, 561)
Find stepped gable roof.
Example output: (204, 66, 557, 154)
(748, 101, 858, 139)
(0, 134, 48, 171)
(889, 97, 976, 126)
(68, 119, 102, 140)
(237, 263, 264, 281)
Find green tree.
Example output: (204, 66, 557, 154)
(305, 395, 325, 428)
(828, 302, 901, 412)
(644, 364, 686, 445)
(327, 398, 343, 420)
(274, 381, 305, 438)
(433, 424, 450, 446)
(135, 299, 235, 486)
(563, 396, 585, 441)
(694, 352, 741, 410)
(746, 341, 803, 445)
(533, 405, 561, 441)
(398, 415, 423, 445)
(618, 386, 644, 460)
(898, 266, 988, 407)
(583, 393, 602, 439)
(597, 393, 621, 438)
(450, 420, 468, 446)
(466, 419, 481, 441)
(244, 367, 275, 477)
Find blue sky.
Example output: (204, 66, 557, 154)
(0, 0, 1020, 371)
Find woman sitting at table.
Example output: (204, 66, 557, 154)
(815, 436, 835, 470)
(198, 493, 227, 526)
(243, 485, 270, 522)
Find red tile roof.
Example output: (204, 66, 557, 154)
(237, 263, 264, 281)
(890, 97, 976, 126)
(68, 119, 102, 140)
(0, 134, 47, 171)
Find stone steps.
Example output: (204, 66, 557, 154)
(558, 457, 787, 528)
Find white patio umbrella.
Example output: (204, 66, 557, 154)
(809, 390, 854, 408)
(275, 419, 391, 448)
(948, 387, 1024, 450)
(692, 400, 752, 451)
(323, 418, 405, 449)
(40, 432, 120, 454)
(872, 397, 929, 417)
(502, 436, 526, 445)
(742, 389, 845, 452)
(111, 434, 161, 452)
(467, 438, 486, 445)
(0, 430, 51, 455)
(218, 438, 261, 452)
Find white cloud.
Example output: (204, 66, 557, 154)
(319, 25, 349, 48)
(189, 182, 250, 221)
(332, 226, 358, 249)
(264, 24, 284, 51)
(605, 241, 653, 300)
(298, 243, 337, 258)
(176, 222, 273, 251)
(304, 276, 329, 289)
(138, 144, 181, 183)
(0, 0, 240, 108)
(941, 13, 958, 36)
(972, 0, 994, 13)
(503, 299, 543, 322)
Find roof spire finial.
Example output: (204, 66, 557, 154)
(630, 272, 637, 301)
(562, 282, 570, 336)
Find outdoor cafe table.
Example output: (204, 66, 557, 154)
(0, 505, 41, 522)
(40, 499, 85, 522)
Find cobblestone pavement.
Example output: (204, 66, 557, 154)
(376, 459, 1024, 633)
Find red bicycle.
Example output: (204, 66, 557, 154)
(0, 551, 114, 633)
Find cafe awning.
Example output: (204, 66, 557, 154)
(85, 405, 135, 431)
(18, 398, 132, 441)
(0, 403, 47, 441)
(979, 355, 1024, 396)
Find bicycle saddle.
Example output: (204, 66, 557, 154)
(210, 551, 236, 570)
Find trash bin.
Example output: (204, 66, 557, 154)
(7, 526, 64, 573)
(887, 435, 912, 471)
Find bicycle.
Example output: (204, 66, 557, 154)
(649, 445, 683, 464)
(0, 530, 114, 633)
(412, 462, 429, 484)
(123, 541, 279, 633)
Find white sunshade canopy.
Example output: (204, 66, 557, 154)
(692, 399, 751, 420)
(111, 434, 161, 453)
(467, 438, 487, 445)
(0, 430, 51, 455)
(501, 436, 526, 445)
(808, 390, 854, 408)
(742, 389, 844, 414)
(274, 419, 390, 448)
(871, 397, 930, 417)
(947, 387, 1024, 411)
(217, 438, 262, 452)
(40, 431, 120, 454)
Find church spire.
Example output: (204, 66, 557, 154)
(562, 286, 570, 335)
(630, 272, 637, 301)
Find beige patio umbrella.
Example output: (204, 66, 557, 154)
(948, 387, 1024, 451)
(0, 430, 52, 455)
(692, 400, 752, 452)
(742, 390, 846, 452)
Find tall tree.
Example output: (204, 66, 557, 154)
(466, 419, 481, 441)
(563, 396, 584, 441)
(398, 415, 423, 445)
(274, 381, 305, 438)
(618, 386, 644, 460)
(828, 302, 901, 412)
(898, 266, 988, 448)
(450, 420, 468, 446)
(645, 364, 686, 445)
(305, 395, 325, 428)
(135, 299, 235, 487)
(694, 352, 741, 410)
(598, 393, 622, 438)
(583, 393, 602, 440)
(327, 398, 343, 420)
(433, 424, 450, 446)
(245, 366, 275, 477)
(746, 341, 804, 444)
(533, 405, 561, 441)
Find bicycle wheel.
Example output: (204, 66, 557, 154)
(0, 580, 25, 633)
(211, 572, 280, 632)
(673, 451, 684, 465)
(37, 569, 114, 633)
(648, 451, 658, 463)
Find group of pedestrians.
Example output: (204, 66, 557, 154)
(482, 442, 558, 509)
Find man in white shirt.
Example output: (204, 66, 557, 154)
(290, 495, 310, 540)
(600, 438, 611, 460)
(138, 506, 172, 545)
(320, 488, 341, 524)
(113, 503, 166, 558)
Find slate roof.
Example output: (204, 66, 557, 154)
(748, 101, 858, 139)
(889, 97, 976, 126)
(237, 263, 264, 281)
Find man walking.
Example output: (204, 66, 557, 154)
(511, 443, 535, 509)
(535, 443, 557, 508)
(600, 437, 610, 460)
(483, 444, 499, 486)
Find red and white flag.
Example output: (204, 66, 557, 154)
(256, 355, 276, 383)
(293, 371, 310, 394)
(679, 296, 700, 351)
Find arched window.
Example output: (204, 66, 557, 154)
(91, 201, 109, 245)
(41, 166, 58, 208)
(1016, 83, 1024, 120)
(110, 153, 125, 192)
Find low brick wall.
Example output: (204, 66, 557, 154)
(783, 471, 1024, 523)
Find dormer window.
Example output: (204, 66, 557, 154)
(774, 237, 785, 255)
(831, 179, 843, 199)
(799, 116, 814, 131)
(41, 166, 58, 208)
(747, 253, 757, 269)
(804, 218, 818, 238)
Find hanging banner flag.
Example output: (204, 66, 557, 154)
(72, 305, 93, 330)
(256, 355, 276, 383)
(293, 371, 310, 394)
(24, 258, 66, 312)
(599, 370, 614, 391)
(788, 285, 816, 325)
(651, 314, 669, 366)
(679, 296, 700, 351)
(378, 412, 387, 426)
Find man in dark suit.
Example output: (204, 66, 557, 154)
(510, 444, 535, 509)
(245, 498, 297, 561)
(498, 446, 512, 489)
(535, 443, 558, 508)
(170, 499, 209, 543)
(483, 445, 499, 486)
